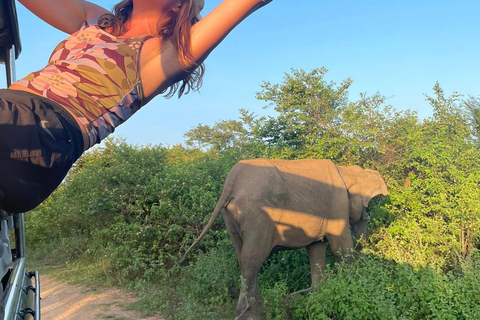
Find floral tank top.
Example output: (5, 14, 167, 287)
(14, 19, 152, 149)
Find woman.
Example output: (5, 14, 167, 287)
(0, 0, 273, 213)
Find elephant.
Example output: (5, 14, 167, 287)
(179, 158, 389, 320)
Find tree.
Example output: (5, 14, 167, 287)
(184, 120, 247, 151)
(254, 67, 352, 157)
(463, 96, 480, 146)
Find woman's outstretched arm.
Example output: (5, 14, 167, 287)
(142, 0, 274, 99)
(189, 0, 273, 66)
(17, 0, 108, 34)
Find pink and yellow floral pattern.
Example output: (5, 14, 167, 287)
(14, 20, 151, 149)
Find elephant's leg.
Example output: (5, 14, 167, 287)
(326, 226, 354, 264)
(221, 209, 243, 267)
(236, 232, 272, 320)
(306, 241, 327, 288)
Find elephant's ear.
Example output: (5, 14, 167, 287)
(338, 166, 389, 208)
(361, 169, 389, 207)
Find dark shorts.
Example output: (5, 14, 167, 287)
(0, 89, 84, 213)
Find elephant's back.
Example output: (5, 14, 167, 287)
(228, 159, 346, 206)
(228, 159, 290, 206)
(236, 158, 344, 188)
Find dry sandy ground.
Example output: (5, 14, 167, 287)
(41, 274, 165, 320)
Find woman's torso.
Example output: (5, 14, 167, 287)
(10, 19, 163, 149)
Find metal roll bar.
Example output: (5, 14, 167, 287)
(0, 0, 22, 86)
(1, 1, 41, 319)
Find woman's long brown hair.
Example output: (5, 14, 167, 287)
(98, 0, 205, 98)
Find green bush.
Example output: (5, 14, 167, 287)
(26, 139, 239, 282)
(289, 254, 480, 320)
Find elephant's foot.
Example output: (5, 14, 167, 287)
(235, 295, 263, 320)
(235, 307, 263, 320)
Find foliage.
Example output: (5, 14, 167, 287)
(463, 95, 480, 146)
(127, 239, 239, 320)
(184, 120, 247, 151)
(26, 68, 480, 319)
(26, 138, 239, 283)
(289, 254, 480, 320)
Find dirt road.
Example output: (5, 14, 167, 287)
(41, 274, 165, 320)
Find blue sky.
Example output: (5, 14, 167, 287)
(2, 0, 479, 146)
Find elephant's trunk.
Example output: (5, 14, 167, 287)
(352, 209, 368, 250)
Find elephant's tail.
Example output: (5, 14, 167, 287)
(177, 196, 233, 265)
